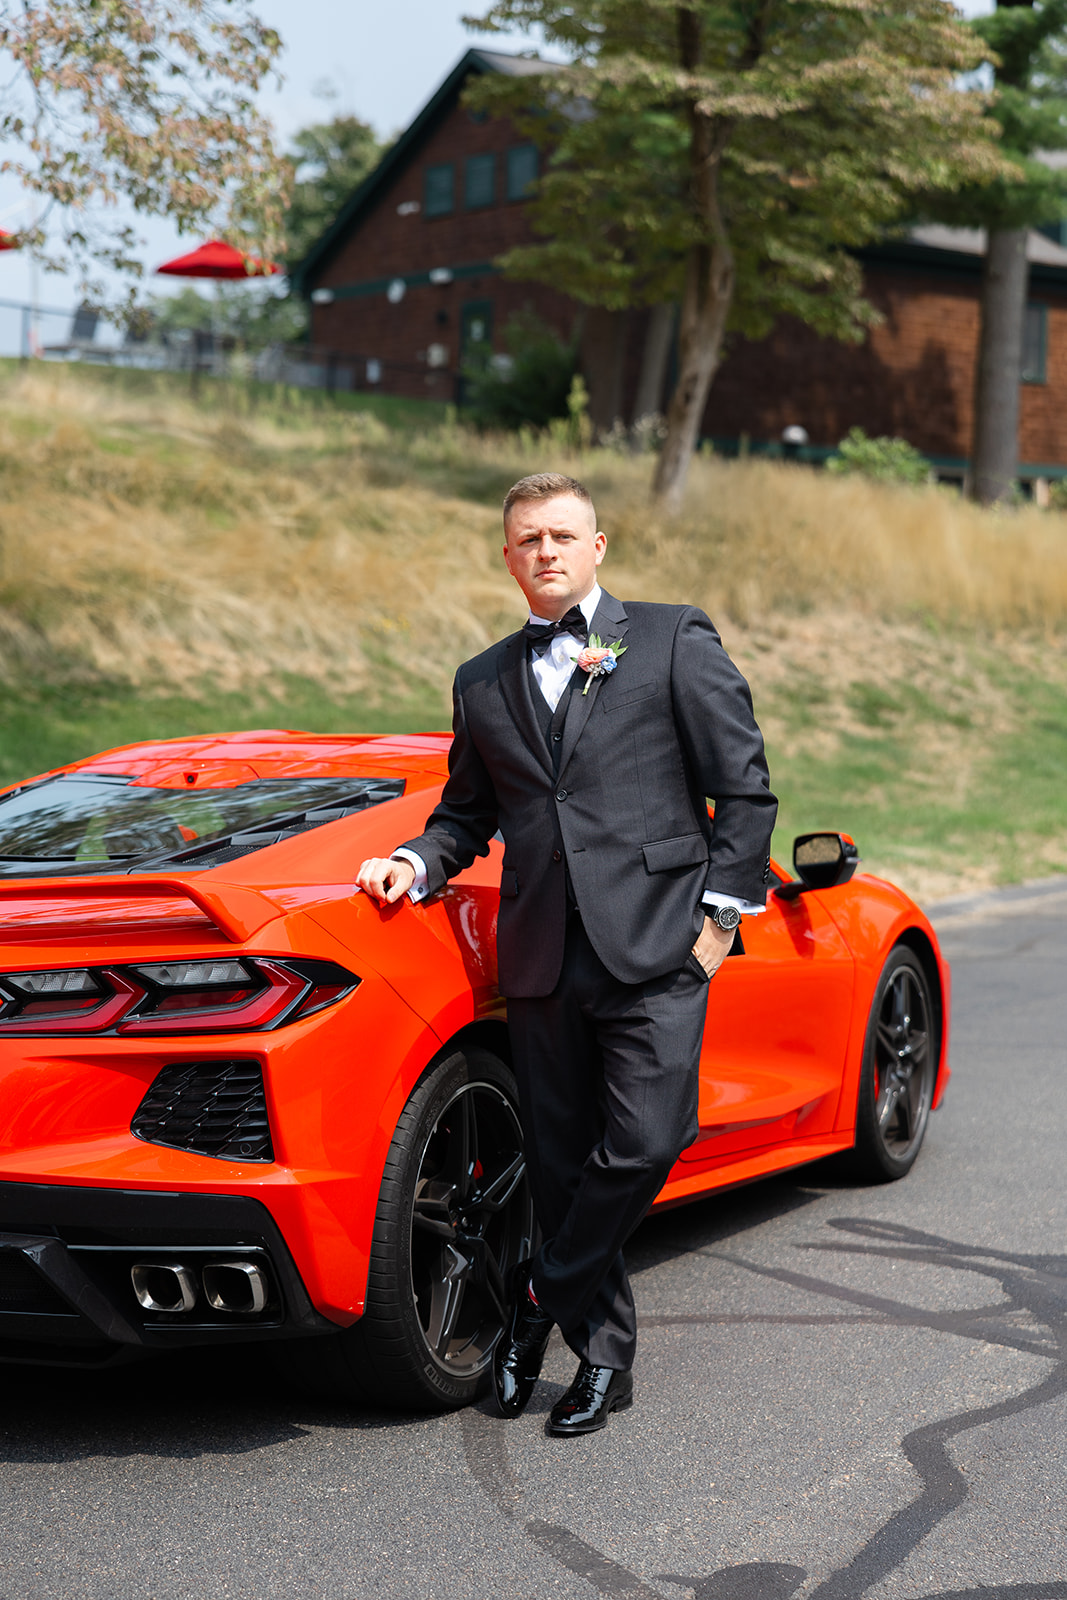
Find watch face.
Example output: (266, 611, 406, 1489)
(714, 905, 741, 931)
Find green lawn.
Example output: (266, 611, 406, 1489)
(0, 679, 449, 788)
(4, 649, 1063, 905)
(763, 646, 1067, 897)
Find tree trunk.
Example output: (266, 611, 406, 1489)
(632, 303, 676, 423)
(970, 226, 1029, 505)
(579, 307, 629, 437)
(651, 239, 734, 512)
(652, 6, 736, 513)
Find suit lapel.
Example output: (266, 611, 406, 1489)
(497, 633, 554, 779)
(557, 591, 629, 778)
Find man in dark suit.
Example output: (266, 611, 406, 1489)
(356, 473, 776, 1435)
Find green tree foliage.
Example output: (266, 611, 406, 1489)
(945, 2, 1067, 232)
(462, 310, 577, 429)
(145, 282, 307, 351)
(283, 115, 387, 266)
(928, 3, 1067, 505)
(464, 0, 1006, 508)
(0, 0, 288, 302)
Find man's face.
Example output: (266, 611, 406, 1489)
(502, 494, 606, 619)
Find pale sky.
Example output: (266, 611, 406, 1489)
(0, 0, 994, 350)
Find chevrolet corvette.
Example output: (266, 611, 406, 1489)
(0, 729, 948, 1409)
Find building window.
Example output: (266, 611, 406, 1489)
(506, 145, 538, 201)
(465, 153, 496, 210)
(1022, 303, 1048, 384)
(424, 163, 455, 218)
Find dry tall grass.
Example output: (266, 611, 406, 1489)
(5, 363, 1067, 900)
(2, 363, 1066, 708)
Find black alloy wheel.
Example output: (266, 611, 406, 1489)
(279, 1047, 534, 1411)
(851, 945, 938, 1182)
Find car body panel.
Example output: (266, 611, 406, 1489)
(0, 729, 950, 1355)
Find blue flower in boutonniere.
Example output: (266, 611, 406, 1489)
(573, 634, 627, 696)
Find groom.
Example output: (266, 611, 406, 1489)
(356, 473, 776, 1435)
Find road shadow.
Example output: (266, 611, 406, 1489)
(462, 1218, 1067, 1600)
(0, 1342, 430, 1464)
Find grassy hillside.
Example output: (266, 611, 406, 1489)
(3, 359, 1067, 904)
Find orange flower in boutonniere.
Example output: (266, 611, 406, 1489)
(572, 634, 627, 696)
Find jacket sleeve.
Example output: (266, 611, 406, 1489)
(396, 672, 499, 897)
(670, 608, 778, 906)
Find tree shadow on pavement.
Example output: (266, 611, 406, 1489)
(463, 1218, 1067, 1600)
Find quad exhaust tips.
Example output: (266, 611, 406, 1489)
(131, 1260, 269, 1315)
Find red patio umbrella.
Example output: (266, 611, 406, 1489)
(0, 230, 20, 252)
(156, 239, 280, 278)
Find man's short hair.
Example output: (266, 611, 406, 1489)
(502, 473, 594, 528)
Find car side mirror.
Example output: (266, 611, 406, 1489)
(776, 832, 859, 899)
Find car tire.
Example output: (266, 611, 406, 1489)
(277, 1046, 535, 1412)
(849, 945, 938, 1183)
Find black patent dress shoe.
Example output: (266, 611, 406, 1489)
(547, 1361, 633, 1436)
(492, 1268, 554, 1418)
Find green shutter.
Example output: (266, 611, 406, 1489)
(506, 145, 538, 201)
(424, 163, 455, 218)
(465, 154, 496, 210)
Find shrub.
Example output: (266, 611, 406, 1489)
(462, 312, 577, 431)
(827, 427, 931, 486)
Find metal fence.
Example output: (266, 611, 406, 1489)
(0, 297, 445, 397)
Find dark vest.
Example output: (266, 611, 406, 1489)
(528, 656, 578, 903)
(528, 656, 578, 774)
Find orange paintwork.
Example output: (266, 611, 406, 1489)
(0, 730, 950, 1322)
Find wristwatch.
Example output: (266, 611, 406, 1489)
(707, 903, 741, 933)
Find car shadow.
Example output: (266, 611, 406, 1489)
(0, 1342, 432, 1464)
(0, 1161, 915, 1466)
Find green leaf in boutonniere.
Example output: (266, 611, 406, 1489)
(573, 634, 627, 695)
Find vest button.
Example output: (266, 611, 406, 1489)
(552, 731, 563, 741)
(552, 850, 562, 862)
(556, 789, 567, 802)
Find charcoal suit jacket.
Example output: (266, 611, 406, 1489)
(400, 588, 777, 998)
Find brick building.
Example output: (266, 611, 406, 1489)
(292, 50, 577, 408)
(293, 49, 1067, 481)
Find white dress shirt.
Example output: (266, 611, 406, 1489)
(391, 582, 763, 916)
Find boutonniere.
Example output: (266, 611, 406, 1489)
(572, 634, 627, 696)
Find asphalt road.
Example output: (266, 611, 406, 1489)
(3, 884, 1066, 1600)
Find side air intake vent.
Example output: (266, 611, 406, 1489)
(131, 1060, 274, 1162)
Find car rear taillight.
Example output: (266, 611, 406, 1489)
(0, 969, 146, 1033)
(0, 958, 358, 1035)
(120, 958, 307, 1034)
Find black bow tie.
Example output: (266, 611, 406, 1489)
(523, 606, 588, 653)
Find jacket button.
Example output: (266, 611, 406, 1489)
(556, 790, 567, 801)
(552, 850, 562, 862)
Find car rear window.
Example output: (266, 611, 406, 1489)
(0, 774, 405, 877)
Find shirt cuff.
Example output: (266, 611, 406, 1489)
(702, 890, 765, 916)
(391, 848, 429, 903)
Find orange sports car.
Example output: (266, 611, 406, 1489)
(0, 729, 948, 1410)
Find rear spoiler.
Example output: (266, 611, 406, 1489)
(0, 878, 282, 945)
